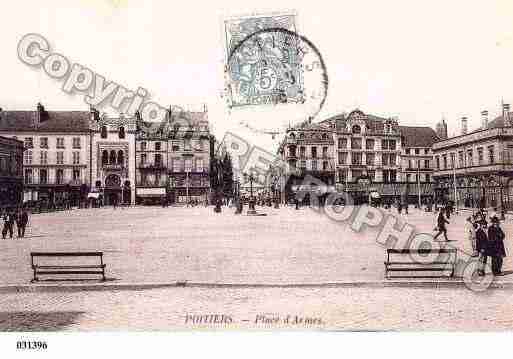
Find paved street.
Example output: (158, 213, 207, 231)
(1, 285, 513, 331)
(0, 205, 512, 285)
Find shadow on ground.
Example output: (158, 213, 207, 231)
(0, 311, 84, 331)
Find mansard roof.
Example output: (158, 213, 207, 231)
(399, 126, 440, 148)
(0, 110, 90, 132)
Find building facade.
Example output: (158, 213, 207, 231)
(0, 103, 211, 206)
(432, 108, 513, 210)
(279, 109, 439, 205)
(0, 104, 91, 205)
(0, 135, 24, 208)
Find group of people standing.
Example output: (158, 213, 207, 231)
(465, 210, 506, 276)
(1, 207, 29, 239)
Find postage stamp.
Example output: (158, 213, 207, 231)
(223, 13, 328, 124)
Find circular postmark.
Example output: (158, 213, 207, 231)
(226, 27, 328, 131)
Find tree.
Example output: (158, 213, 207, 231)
(222, 153, 234, 199)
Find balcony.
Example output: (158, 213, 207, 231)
(102, 163, 125, 171)
(138, 162, 166, 170)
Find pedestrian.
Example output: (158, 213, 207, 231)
(476, 220, 489, 276)
(433, 208, 450, 241)
(2, 208, 15, 239)
(16, 207, 29, 238)
(1, 209, 8, 239)
(490, 207, 499, 222)
(404, 202, 409, 215)
(465, 216, 478, 257)
(487, 216, 506, 276)
(397, 200, 402, 215)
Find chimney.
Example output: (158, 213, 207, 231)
(481, 110, 488, 129)
(503, 103, 511, 126)
(461, 116, 468, 135)
(36, 102, 48, 124)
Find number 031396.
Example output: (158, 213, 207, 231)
(16, 340, 47, 350)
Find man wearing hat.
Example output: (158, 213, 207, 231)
(488, 216, 506, 276)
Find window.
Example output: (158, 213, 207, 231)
(352, 170, 363, 179)
(352, 152, 362, 165)
(406, 174, 411, 183)
(338, 152, 348, 165)
(299, 160, 306, 169)
(488, 146, 495, 164)
(368, 169, 375, 181)
(73, 169, 80, 181)
(141, 153, 147, 165)
(351, 138, 362, 150)
(405, 148, 410, 154)
(117, 150, 124, 165)
(311, 160, 318, 171)
(172, 144, 179, 151)
(140, 142, 147, 151)
(109, 150, 116, 164)
(467, 150, 473, 166)
(415, 148, 420, 155)
(425, 149, 429, 155)
(24, 150, 32, 165)
(56, 169, 64, 184)
(408, 159, 412, 169)
(338, 138, 347, 149)
(288, 145, 297, 157)
(352, 125, 361, 134)
(424, 159, 430, 168)
(389, 153, 396, 166)
(73, 152, 80, 165)
(185, 159, 193, 172)
(56, 137, 65, 148)
(435, 156, 440, 169)
(57, 151, 64, 165)
(155, 172, 161, 185)
(196, 159, 204, 172)
(366, 152, 375, 166)
(443, 155, 447, 169)
(322, 161, 329, 170)
(155, 153, 162, 166)
(155, 142, 161, 151)
(184, 139, 192, 151)
(389, 170, 397, 183)
(25, 169, 33, 184)
(24, 137, 33, 148)
(173, 159, 182, 172)
(39, 169, 48, 184)
(322, 147, 328, 158)
(101, 126, 107, 138)
(338, 169, 347, 182)
(426, 174, 430, 183)
(299, 133, 305, 140)
(382, 170, 389, 183)
(118, 126, 125, 139)
(477, 148, 483, 165)
(299, 146, 306, 158)
(102, 150, 108, 165)
(450, 153, 455, 168)
(72, 137, 81, 149)
(40, 151, 48, 165)
(40, 137, 48, 148)
(310, 147, 317, 158)
(366, 139, 375, 150)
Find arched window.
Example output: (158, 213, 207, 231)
(299, 133, 305, 139)
(289, 133, 296, 139)
(119, 126, 125, 139)
(101, 125, 107, 138)
(101, 150, 108, 165)
(322, 133, 328, 140)
(352, 125, 361, 134)
(117, 150, 124, 165)
(109, 150, 117, 164)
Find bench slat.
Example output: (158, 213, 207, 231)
(385, 261, 453, 265)
(31, 252, 103, 257)
(36, 271, 105, 275)
(33, 265, 105, 269)
(386, 268, 453, 272)
(387, 249, 456, 254)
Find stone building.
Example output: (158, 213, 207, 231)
(279, 109, 439, 205)
(0, 104, 91, 205)
(0, 135, 24, 208)
(432, 106, 513, 210)
(278, 118, 336, 203)
(90, 111, 137, 205)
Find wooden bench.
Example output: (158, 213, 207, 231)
(384, 248, 457, 279)
(31, 252, 106, 282)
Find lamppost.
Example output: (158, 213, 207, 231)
(243, 172, 257, 215)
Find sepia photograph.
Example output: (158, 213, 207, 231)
(1, 0, 513, 356)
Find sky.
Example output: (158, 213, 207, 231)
(1, 0, 513, 149)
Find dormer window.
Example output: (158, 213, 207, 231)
(119, 126, 125, 139)
(289, 133, 296, 139)
(101, 125, 107, 139)
(352, 125, 361, 134)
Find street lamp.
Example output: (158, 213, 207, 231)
(243, 172, 257, 215)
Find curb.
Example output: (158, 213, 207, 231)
(1, 278, 513, 293)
